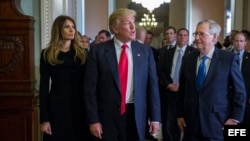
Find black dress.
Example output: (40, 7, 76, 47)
(39, 49, 90, 141)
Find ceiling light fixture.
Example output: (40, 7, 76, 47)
(139, 13, 158, 30)
(132, 0, 171, 13)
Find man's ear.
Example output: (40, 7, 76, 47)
(113, 26, 119, 34)
(212, 34, 217, 42)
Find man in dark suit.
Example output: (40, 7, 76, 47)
(145, 30, 159, 64)
(83, 8, 161, 141)
(176, 20, 246, 141)
(158, 27, 177, 127)
(233, 32, 250, 127)
(158, 28, 196, 141)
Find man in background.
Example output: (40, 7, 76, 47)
(158, 28, 196, 141)
(233, 32, 250, 127)
(145, 30, 159, 63)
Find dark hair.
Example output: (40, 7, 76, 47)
(98, 29, 111, 38)
(241, 29, 250, 40)
(164, 26, 176, 36)
(147, 30, 154, 36)
(177, 28, 189, 35)
(223, 35, 230, 48)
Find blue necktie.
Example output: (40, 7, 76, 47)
(236, 52, 241, 69)
(173, 49, 183, 83)
(196, 56, 208, 91)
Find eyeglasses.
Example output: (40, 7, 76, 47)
(192, 32, 212, 38)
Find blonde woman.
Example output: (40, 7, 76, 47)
(39, 15, 90, 141)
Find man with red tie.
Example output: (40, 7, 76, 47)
(83, 8, 161, 141)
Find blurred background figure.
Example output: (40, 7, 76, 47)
(136, 27, 147, 43)
(226, 29, 239, 51)
(161, 38, 169, 47)
(233, 32, 250, 128)
(222, 35, 230, 50)
(97, 29, 111, 43)
(241, 29, 250, 52)
(81, 35, 91, 51)
(145, 30, 159, 64)
(90, 34, 100, 47)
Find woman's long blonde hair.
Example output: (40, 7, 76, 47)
(43, 15, 87, 65)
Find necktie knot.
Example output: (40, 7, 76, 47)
(122, 44, 128, 49)
(201, 56, 208, 62)
(178, 48, 183, 54)
(236, 52, 240, 59)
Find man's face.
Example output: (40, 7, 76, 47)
(165, 28, 176, 44)
(162, 38, 169, 47)
(145, 33, 153, 45)
(194, 23, 216, 55)
(233, 33, 247, 52)
(114, 15, 136, 43)
(98, 32, 110, 43)
(177, 30, 189, 47)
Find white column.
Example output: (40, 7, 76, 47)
(40, 0, 77, 49)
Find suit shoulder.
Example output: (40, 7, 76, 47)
(187, 45, 197, 52)
(217, 48, 235, 57)
(91, 40, 113, 50)
(132, 40, 151, 51)
(244, 51, 250, 56)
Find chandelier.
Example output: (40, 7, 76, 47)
(139, 13, 158, 30)
(132, 0, 171, 13)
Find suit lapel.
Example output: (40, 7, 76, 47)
(190, 51, 199, 91)
(104, 40, 121, 91)
(202, 48, 220, 90)
(131, 41, 140, 81)
(166, 48, 175, 72)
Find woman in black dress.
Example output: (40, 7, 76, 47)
(39, 15, 89, 141)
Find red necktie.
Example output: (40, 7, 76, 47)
(119, 44, 128, 115)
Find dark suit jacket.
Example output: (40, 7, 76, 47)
(241, 51, 250, 101)
(158, 45, 196, 87)
(83, 39, 161, 141)
(177, 48, 246, 139)
(241, 51, 250, 124)
(150, 46, 159, 64)
(157, 44, 175, 77)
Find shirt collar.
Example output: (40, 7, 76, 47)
(199, 46, 215, 60)
(176, 45, 187, 53)
(234, 50, 244, 56)
(114, 37, 131, 49)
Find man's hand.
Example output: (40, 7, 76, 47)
(149, 122, 160, 136)
(167, 83, 179, 92)
(224, 119, 238, 125)
(90, 123, 103, 139)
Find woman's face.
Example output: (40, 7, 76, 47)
(62, 19, 75, 40)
